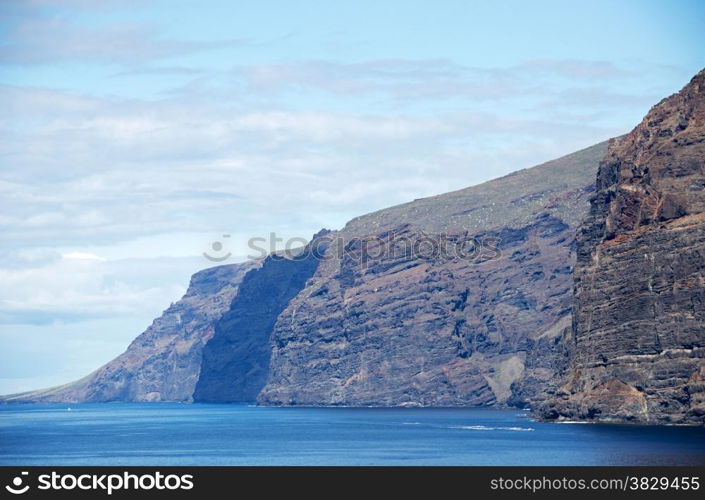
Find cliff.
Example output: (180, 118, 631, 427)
(1, 142, 605, 405)
(193, 248, 321, 402)
(5, 72, 704, 420)
(1, 262, 256, 403)
(539, 69, 705, 424)
(257, 143, 606, 406)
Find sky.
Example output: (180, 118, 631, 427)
(0, 0, 704, 394)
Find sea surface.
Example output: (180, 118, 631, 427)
(1, 404, 704, 465)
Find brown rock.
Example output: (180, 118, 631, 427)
(539, 69, 705, 425)
(257, 144, 606, 406)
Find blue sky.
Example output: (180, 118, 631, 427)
(0, 0, 704, 393)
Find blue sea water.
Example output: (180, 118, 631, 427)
(1, 404, 704, 465)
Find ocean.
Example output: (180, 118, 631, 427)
(1, 404, 704, 465)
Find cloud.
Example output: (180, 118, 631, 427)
(0, 315, 158, 394)
(241, 59, 516, 100)
(0, 14, 246, 65)
(2, 58, 678, 265)
(542, 86, 663, 110)
(0, 253, 202, 325)
(0, 81, 629, 256)
(113, 66, 206, 77)
(0, 250, 222, 392)
(515, 59, 633, 79)
(236, 58, 666, 104)
(62, 251, 106, 261)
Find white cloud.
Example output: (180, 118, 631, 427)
(61, 251, 106, 261)
(236, 58, 680, 105)
(0, 15, 246, 65)
(0, 255, 189, 323)
(0, 249, 219, 393)
(0, 315, 158, 394)
(1, 79, 633, 261)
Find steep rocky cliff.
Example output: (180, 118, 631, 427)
(3, 142, 606, 406)
(257, 143, 606, 406)
(193, 249, 321, 402)
(2, 262, 256, 403)
(540, 69, 705, 424)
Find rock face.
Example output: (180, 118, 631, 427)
(1, 262, 256, 403)
(193, 250, 320, 402)
(3, 142, 607, 406)
(540, 69, 705, 424)
(6, 73, 704, 417)
(257, 143, 606, 406)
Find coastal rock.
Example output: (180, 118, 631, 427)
(193, 249, 321, 402)
(4, 143, 607, 406)
(539, 69, 705, 424)
(257, 144, 605, 406)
